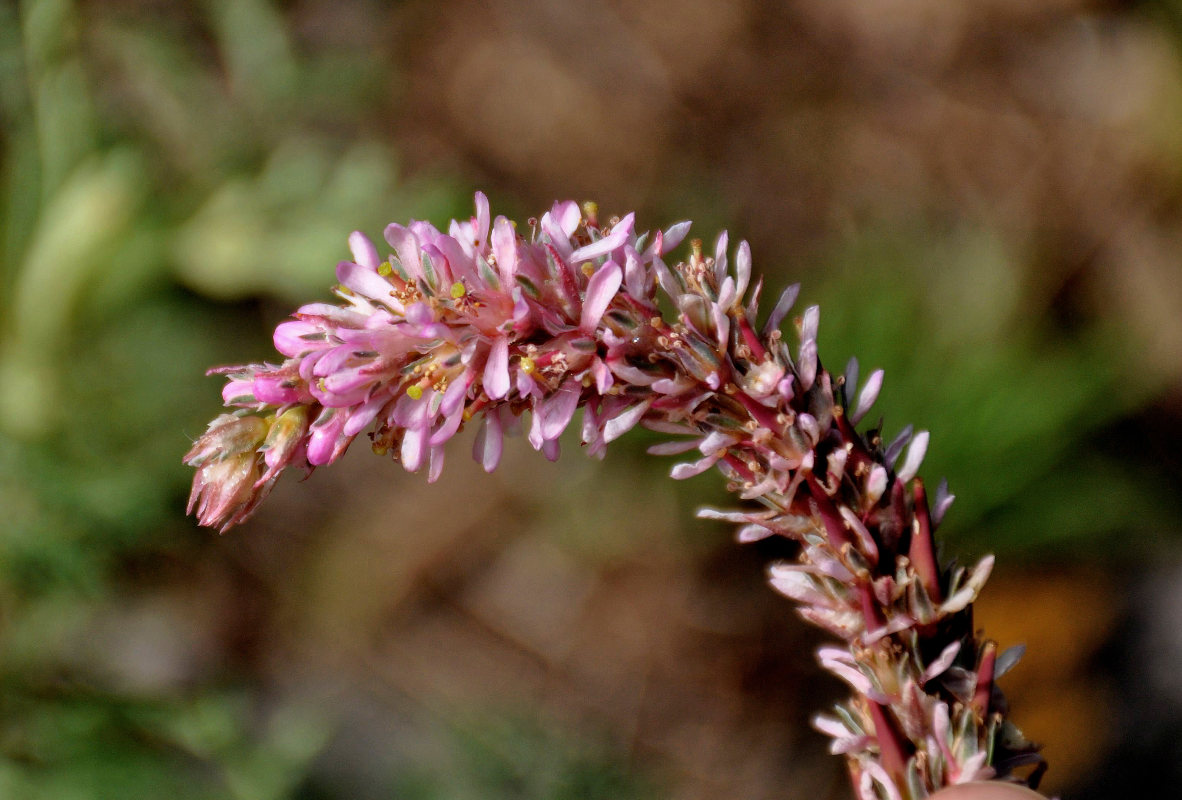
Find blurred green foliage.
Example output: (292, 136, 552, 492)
(0, 0, 462, 794)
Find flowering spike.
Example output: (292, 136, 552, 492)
(184, 194, 1044, 798)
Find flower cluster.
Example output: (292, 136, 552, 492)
(185, 194, 1045, 798)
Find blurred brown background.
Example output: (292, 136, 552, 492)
(3, 1, 1182, 798)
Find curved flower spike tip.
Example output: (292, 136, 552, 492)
(185, 193, 1046, 797)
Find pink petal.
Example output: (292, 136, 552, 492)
(570, 212, 634, 263)
(483, 337, 510, 400)
(713, 230, 729, 284)
(762, 283, 800, 336)
(492, 216, 518, 286)
(441, 370, 473, 416)
(223, 377, 258, 405)
(661, 220, 692, 253)
(580, 261, 622, 332)
(852, 369, 884, 424)
(274, 320, 322, 357)
(428, 402, 464, 446)
(427, 445, 445, 483)
(623, 248, 646, 299)
(343, 394, 388, 436)
(602, 399, 651, 443)
(736, 524, 774, 543)
(401, 424, 427, 472)
(591, 358, 613, 394)
(670, 452, 721, 480)
(539, 380, 580, 441)
(922, 641, 962, 684)
(540, 209, 574, 258)
(896, 430, 929, 483)
(337, 260, 395, 305)
(383, 223, 422, 280)
(307, 412, 347, 466)
(553, 200, 581, 237)
(734, 240, 751, 301)
(348, 231, 380, 269)
(473, 409, 504, 472)
(473, 191, 490, 251)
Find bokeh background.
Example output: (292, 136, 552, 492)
(3, 1, 1182, 798)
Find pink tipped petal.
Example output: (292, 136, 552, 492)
(763, 283, 800, 336)
(800, 305, 820, 344)
(653, 255, 682, 300)
(736, 524, 774, 543)
(623, 248, 646, 299)
(591, 358, 613, 394)
(348, 231, 381, 269)
(539, 380, 581, 441)
(492, 215, 518, 285)
(734, 240, 751, 300)
(541, 438, 561, 461)
(713, 231, 729, 284)
(541, 209, 574, 258)
(383, 223, 422, 280)
(884, 424, 914, 465)
(274, 320, 322, 357)
(484, 337, 511, 400)
(427, 445, 445, 483)
(401, 424, 427, 472)
(670, 452, 722, 480)
(852, 369, 884, 424)
(473, 191, 490, 251)
(932, 478, 956, 525)
(661, 220, 691, 252)
(428, 403, 464, 446)
(307, 413, 346, 466)
(441, 372, 473, 416)
(337, 260, 395, 305)
(404, 301, 433, 326)
(921, 642, 962, 684)
(896, 430, 929, 483)
(554, 200, 580, 237)
(580, 261, 622, 332)
(570, 213, 634, 263)
(343, 394, 387, 436)
(473, 410, 504, 472)
(602, 399, 651, 443)
(717, 276, 736, 311)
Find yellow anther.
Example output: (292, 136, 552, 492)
(581, 263, 595, 277)
(378, 261, 393, 276)
(406, 385, 424, 400)
(451, 281, 466, 299)
(519, 356, 536, 374)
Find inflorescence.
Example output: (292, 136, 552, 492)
(185, 194, 1045, 799)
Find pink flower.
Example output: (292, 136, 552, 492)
(184, 193, 1042, 798)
